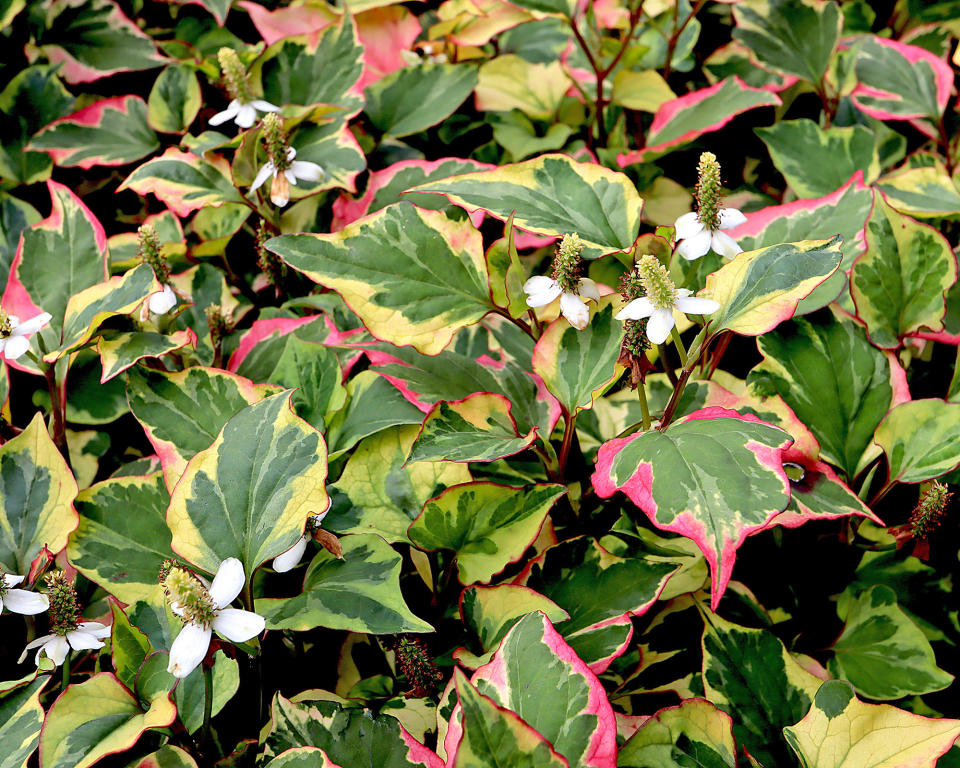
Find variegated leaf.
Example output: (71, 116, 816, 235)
(873, 398, 960, 485)
(96, 329, 195, 383)
(618, 699, 736, 768)
(0, 676, 47, 768)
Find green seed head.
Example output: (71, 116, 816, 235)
(44, 572, 80, 636)
(910, 481, 951, 540)
(695, 151, 722, 231)
(217, 48, 253, 103)
(636, 254, 677, 310)
(163, 567, 216, 628)
(552, 233, 585, 293)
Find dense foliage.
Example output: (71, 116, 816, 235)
(2, 0, 960, 765)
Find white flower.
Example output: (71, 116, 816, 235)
(1, 574, 49, 615)
(250, 147, 325, 207)
(616, 289, 721, 345)
(19, 622, 111, 667)
(674, 208, 746, 261)
(0, 311, 52, 360)
(523, 276, 601, 331)
(272, 501, 332, 573)
(148, 284, 177, 315)
(167, 558, 265, 678)
(210, 98, 280, 130)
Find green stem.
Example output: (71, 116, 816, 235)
(557, 410, 577, 479)
(670, 326, 687, 366)
(61, 652, 70, 689)
(200, 664, 214, 748)
(637, 381, 651, 431)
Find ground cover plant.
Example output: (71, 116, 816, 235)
(2, 0, 960, 765)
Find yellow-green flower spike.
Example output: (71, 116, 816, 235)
(552, 232, 585, 293)
(910, 481, 951, 540)
(44, 572, 81, 636)
(163, 567, 216, 628)
(138, 224, 169, 283)
(217, 48, 253, 104)
(636, 254, 678, 310)
(695, 151, 722, 231)
(261, 112, 291, 171)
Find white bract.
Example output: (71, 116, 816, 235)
(167, 558, 265, 678)
(272, 500, 332, 573)
(0, 574, 49, 615)
(148, 284, 178, 315)
(674, 208, 746, 261)
(210, 98, 279, 129)
(616, 289, 721, 345)
(523, 276, 601, 331)
(19, 622, 111, 666)
(0, 312, 52, 360)
(251, 147, 325, 207)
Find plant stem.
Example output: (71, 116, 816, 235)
(61, 653, 70, 689)
(659, 327, 710, 430)
(557, 409, 577, 479)
(637, 382, 651, 431)
(662, 0, 706, 80)
(43, 364, 68, 457)
(200, 664, 214, 748)
(670, 326, 687, 366)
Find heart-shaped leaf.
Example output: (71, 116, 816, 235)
(873, 398, 960, 485)
(147, 65, 201, 134)
(618, 699, 736, 768)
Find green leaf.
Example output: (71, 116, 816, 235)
(96, 329, 195, 383)
(286, 116, 367, 198)
(504, 0, 573, 15)
(532, 297, 624, 414)
(618, 699, 736, 768)
(263, 694, 442, 767)
(783, 680, 960, 768)
(365, 63, 478, 137)
(34, 0, 165, 84)
(0, 413, 78, 574)
(327, 426, 470, 545)
(39, 673, 176, 768)
(407, 393, 537, 464)
(109, 601, 152, 693)
(475, 55, 570, 120)
(828, 585, 953, 700)
(147, 65, 201, 134)
(126, 366, 266, 490)
(29, 96, 158, 169)
(701, 613, 823, 768)
(409, 154, 642, 259)
(703, 237, 842, 337)
(168, 392, 328, 577)
(756, 119, 880, 198)
(258, 533, 433, 634)
(850, 194, 957, 348)
(747, 315, 908, 480)
(0, 676, 47, 768)
(874, 164, 960, 219)
(450, 670, 568, 768)
(612, 69, 676, 113)
(0, 194, 40, 288)
(516, 537, 679, 672)
(409, 482, 566, 584)
(127, 746, 199, 768)
(593, 408, 791, 610)
(67, 472, 174, 605)
(873, 399, 960, 485)
(264, 748, 343, 768)
(268, 202, 492, 355)
(732, 0, 841, 83)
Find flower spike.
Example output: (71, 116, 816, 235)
(674, 152, 746, 261)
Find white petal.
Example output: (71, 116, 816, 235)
(560, 292, 590, 330)
(168, 623, 212, 678)
(213, 608, 265, 643)
(170, 601, 185, 617)
(615, 297, 655, 321)
(286, 146, 297, 161)
(45, 636, 71, 666)
(2, 335, 31, 360)
(718, 208, 747, 229)
(3, 589, 49, 615)
(209, 557, 245, 608)
(674, 211, 704, 240)
(236, 104, 257, 128)
(272, 536, 308, 573)
(314, 498, 332, 523)
(251, 162, 276, 192)
(677, 229, 712, 261)
(290, 160, 325, 183)
(577, 277, 601, 302)
(711, 230, 742, 259)
(284, 168, 297, 186)
(148, 284, 177, 315)
(3, 574, 25, 587)
(676, 295, 721, 316)
(13, 312, 52, 336)
(523, 277, 562, 308)
(66, 628, 106, 651)
(78, 621, 112, 639)
(209, 100, 241, 126)
(646, 308, 676, 345)
(251, 100, 279, 113)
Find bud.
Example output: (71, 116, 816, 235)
(694, 152, 722, 231)
(392, 635, 444, 697)
(552, 233, 585, 294)
(163, 566, 216, 628)
(217, 48, 253, 103)
(312, 528, 343, 559)
(44, 572, 80, 636)
(256, 219, 287, 288)
(636, 254, 677, 310)
(138, 224, 169, 283)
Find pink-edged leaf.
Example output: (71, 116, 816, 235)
(239, 1, 337, 44)
(332, 157, 494, 231)
(97, 328, 196, 383)
(445, 612, 616, 768)
(512, 537, 678, 673)
(618, 77, 780, 165)
(159, 0, 230, 25)
(592, 407, 792, 610)
(703, 41, 800, 93)
(619, 699, 737, 768)
(851, 35, 954, 123)
(119, 149, 243, 216)
(29, 95, 158, 169)
(227, 316, 318, 374)
(36, 0, 166, 84)
(356, 6, 422, 89)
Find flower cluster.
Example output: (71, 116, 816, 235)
(523, 233, 600, 330)
(0, 308, 51, 361)
(251, 112, 325, 207)
(210, 48, 279, 129)
(674, 152, 745, 261)
(138, 225, 177, 315)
